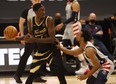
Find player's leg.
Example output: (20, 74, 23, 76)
(75, 57, 90, 75)
(33, 63, 47, 82)
(25, 55, 47, 84)
(86, 75, 96, 84)
(50, 48, 67, 84)
(25, 73, 35, 84)
(14, 43, 35, 83)
(71, 45, 90, 75)
(94, 70, 108, 84)
(26, 65, 46, 84)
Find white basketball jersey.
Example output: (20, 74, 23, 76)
(65, 0, 80, 21)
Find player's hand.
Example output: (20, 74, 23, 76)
(55, 39, 60, 47)
(20, 40, 25, 45)
(17, 32, 21, 36)
(55, 23, 63, 31)
(55, 39, 63, 49)
(24, 34, 35, 43)
(16, 35, 25, 43)
(24, 33, 32, 38)
(16, 36, 24, 41)
(77, 75, 87, 80)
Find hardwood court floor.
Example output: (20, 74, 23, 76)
(0, 75, 116, 84)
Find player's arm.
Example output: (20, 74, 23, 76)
(55, 1, 80, 30)
(56, 42, 83, 56)
(19, 17, 25, 36)
(27, 18, 33, 35)
(46, 16, 56, 43)
(72, 1, 80, 12)
(63, 1, 80, 25)
(16, 10, 28, 41)
(86, 48, 101, 76)
(16, 17, 26, 42)
(16, 18, 34, 42)
(80, 47, 101, 80)
(19, 9, 28, 36)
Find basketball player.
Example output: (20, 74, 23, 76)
(56, 30, 114, 84)
(13, 0, 46, 83)
(56, 0, 89, 75)
(56, 0, 81, 46)
(84, 13, 114, 62)
(24, 3, 67, 84)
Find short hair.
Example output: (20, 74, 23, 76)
(81, 29, 93, 42)
(33, 3, 44, 12)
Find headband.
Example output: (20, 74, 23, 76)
(33, 3, 43, 12)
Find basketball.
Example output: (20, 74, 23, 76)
(4, 25, 18, 40)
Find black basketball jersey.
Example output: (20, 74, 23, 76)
(32, 16, 49, 38)
(31, 16, 56, 52)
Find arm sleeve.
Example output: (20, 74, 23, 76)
(63, 11, 78, 25)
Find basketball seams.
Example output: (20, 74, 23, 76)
(9, 27, 13, 39)
(10, 27, 16, 38)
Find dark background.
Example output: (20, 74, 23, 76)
(0, 0, 115, 23)
(0, 0, 115, 53)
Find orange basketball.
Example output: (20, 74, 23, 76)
(4, 25, 18, 40)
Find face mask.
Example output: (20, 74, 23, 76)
(90, 20, 95, 24)
(54, 19, 62, 26)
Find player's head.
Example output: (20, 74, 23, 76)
(32, 0, 41, 6)
(76, 30, 92, 42)
(33, 3, 45, 18)
(88, 13, 96, 24)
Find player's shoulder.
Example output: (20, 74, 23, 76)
(47, 16, 53, 18)
(45, 16, 54, 26)
(46, 16, 53, 21)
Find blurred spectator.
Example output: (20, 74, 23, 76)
(54, 12, 65, 35)
(80, 19, 86, 28)
(84, 13, 114, 61)
(104, 13, 116, 60)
